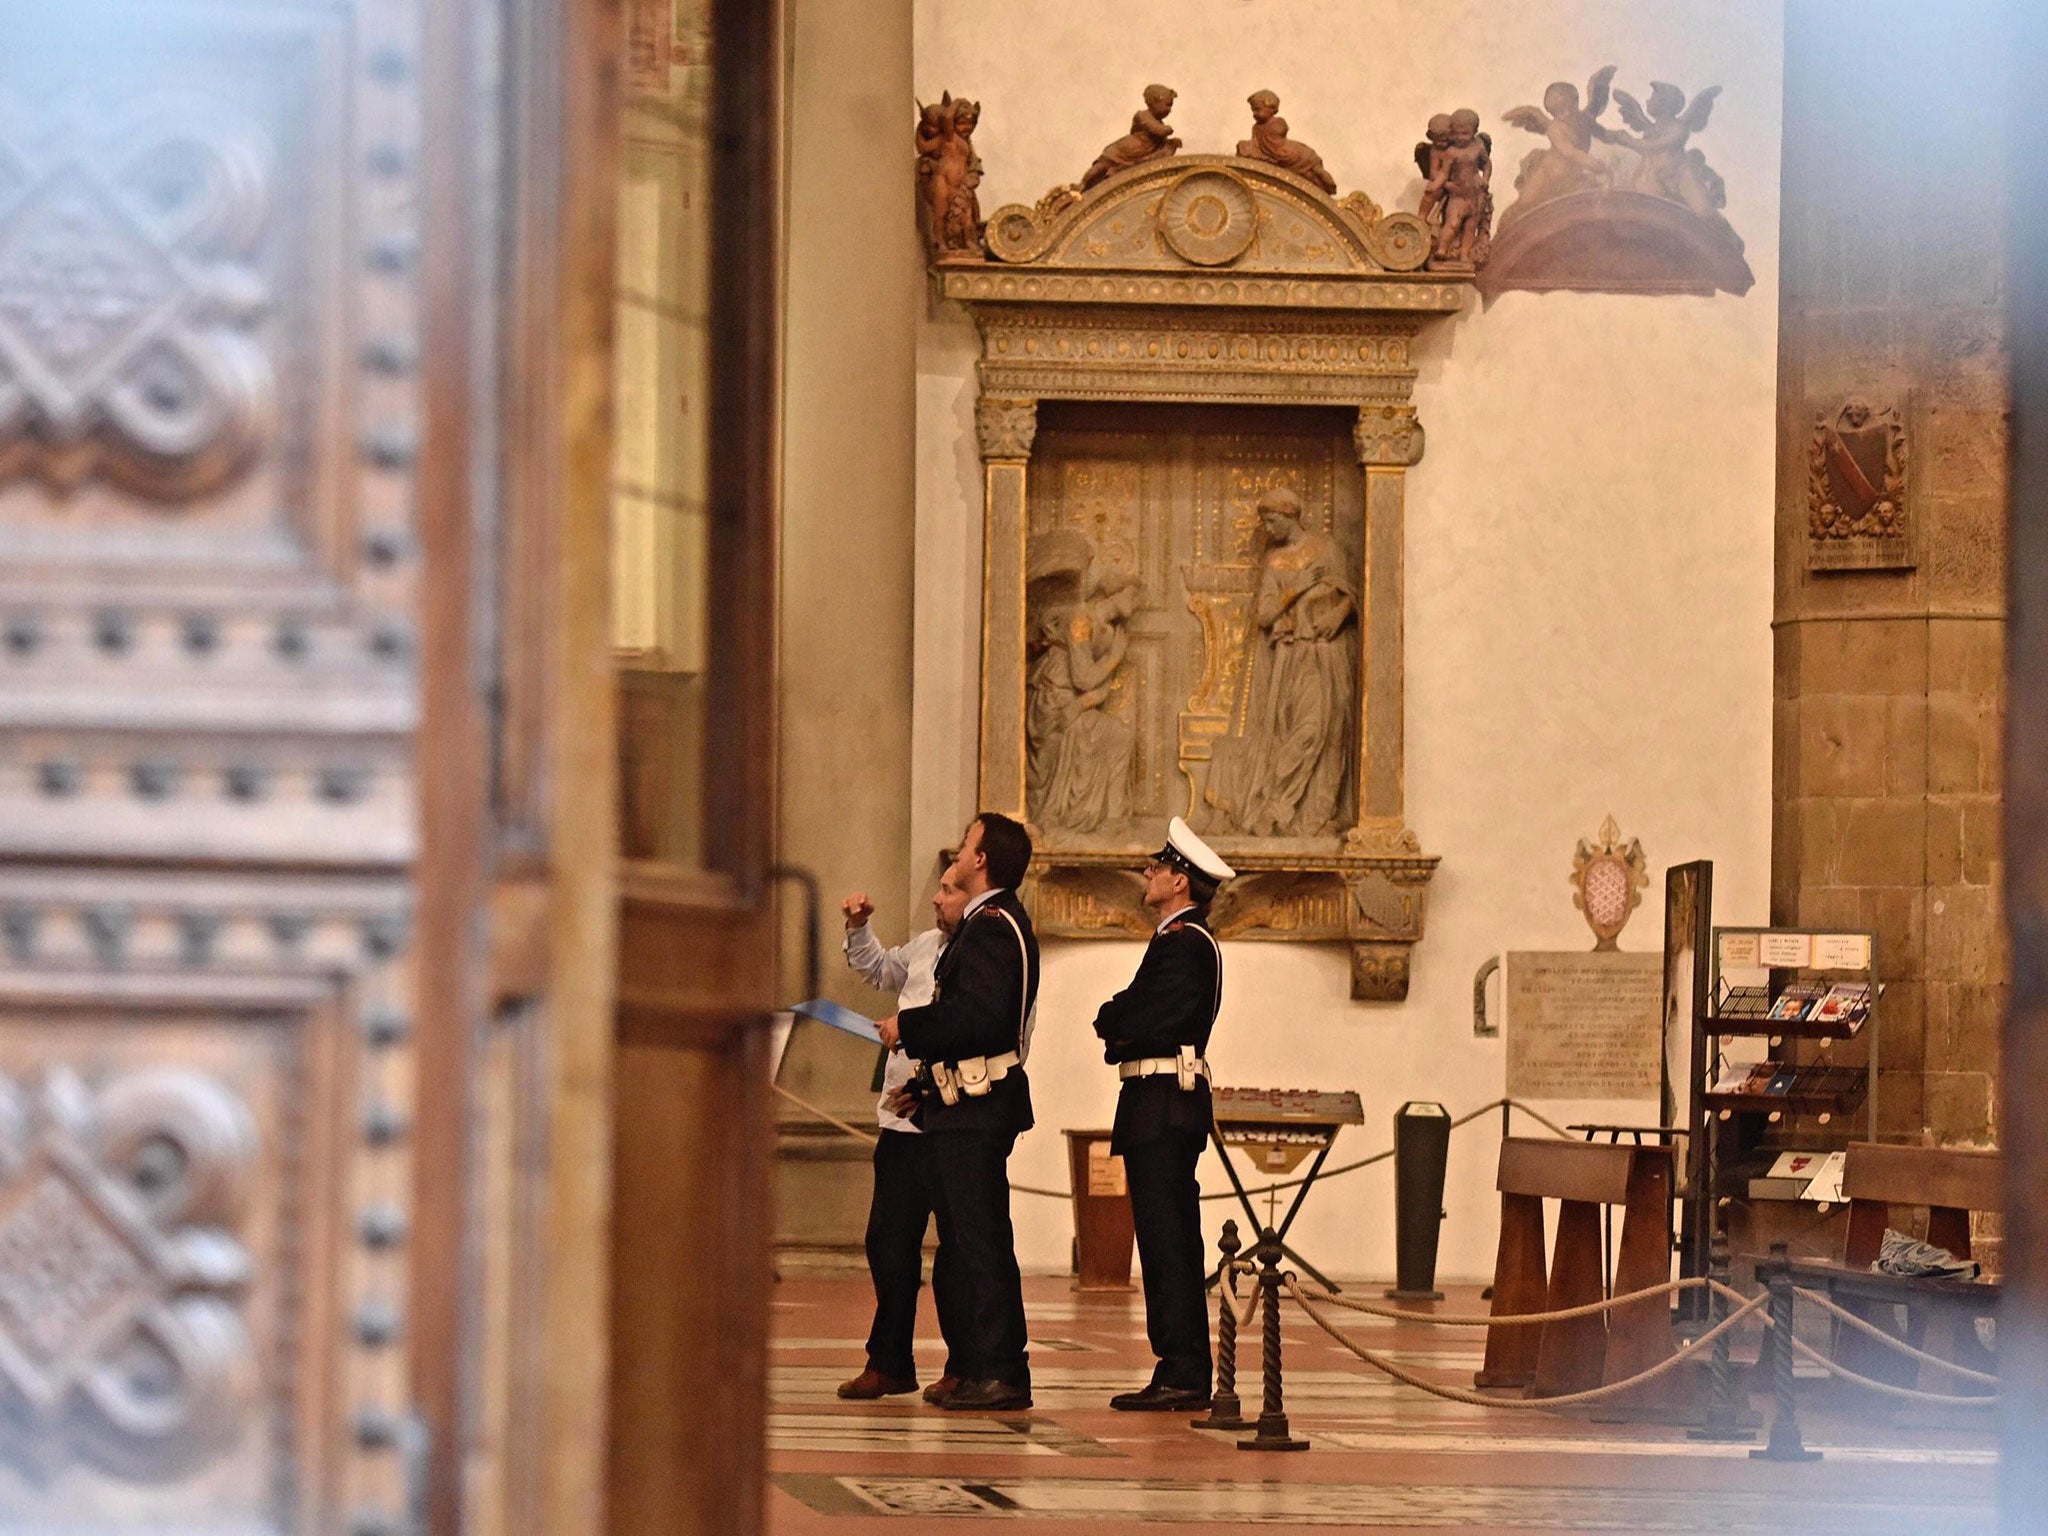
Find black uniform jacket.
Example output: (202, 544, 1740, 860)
(1091, 912, 1222, 1154)
(897, 888, 1039, 1137)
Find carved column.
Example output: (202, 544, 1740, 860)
(977, 395, 1037, 819)
(1347, 405, 1428, 1000)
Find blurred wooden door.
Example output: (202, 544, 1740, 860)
(0, 0, 520, 1529)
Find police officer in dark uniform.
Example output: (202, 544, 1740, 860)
(1091, 816, 1234, 1411)
(878, 811, 1040, 1412)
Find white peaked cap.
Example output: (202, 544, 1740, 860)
(1158, 816, 1235, 883)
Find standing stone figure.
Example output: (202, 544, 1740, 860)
(1083, 84, 1181, 189)
(1203, 488, 1357, 838)
(916, 92, 984, 257)
(1027, 567, 1138, 834)
(1420, 108, 1493, 267)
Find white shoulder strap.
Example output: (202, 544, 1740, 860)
(990, 906, 1033, 1056)
(1185, 922, 1224, 1027)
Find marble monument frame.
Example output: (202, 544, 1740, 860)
(939, 156, 1470, 1000)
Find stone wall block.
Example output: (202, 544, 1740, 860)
(1927, 883, 1999, 983)
(1925, 1070, 1995, 1145)
(1800, 694, 1889, 797)
(1927, 692, 1985, 793)
(1797, 798, 1844, 887)
(1802, 619, 1928, 697)
(1884, 695, 1927, 795)
(1872, 978, 1925, 1073)
(1796, 885, 1863, 932)
(1924, 795, 1964, 885)
(1923, 493, 2009, 609)
(1835, 797, 1927, 887)
(1865, 885, 1927, 980)
(1875, 1068, 1926, 1141)
(1961, 794, 2002, 886)
(1928, 619, 2004, 695)
(1937, 981, 2006, 1082)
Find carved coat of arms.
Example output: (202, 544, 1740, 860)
(1808, 397, 1909, 569)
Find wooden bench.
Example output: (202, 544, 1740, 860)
(1478, 1137, 1676, 1399)
(1784, 1142, 2000, 1397)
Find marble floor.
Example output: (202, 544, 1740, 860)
(766, 1273, 1998, 1534)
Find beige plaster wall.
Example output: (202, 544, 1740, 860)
(908, 0, 1784, 1280)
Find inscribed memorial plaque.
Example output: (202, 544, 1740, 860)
(1505, 951, 1664, 1099)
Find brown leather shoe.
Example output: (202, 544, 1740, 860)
(938, 1377, 1033, 1412)
(837, 1368, 918, 1400)
(921, 1374, 960, 1405)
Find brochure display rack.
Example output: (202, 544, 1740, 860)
(1688, 927, 1879, 1259)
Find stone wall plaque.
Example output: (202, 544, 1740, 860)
(1807, 396, 1911, 571)
(1505, 951, 1664, 1100)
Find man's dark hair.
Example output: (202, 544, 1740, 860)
(1184, 869, 1220, 912)
(972, 812, 1033, 890)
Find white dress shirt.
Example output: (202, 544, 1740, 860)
(844, 923, 945, 1133)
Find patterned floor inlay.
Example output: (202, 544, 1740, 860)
(770, 1413, 1119, 1459)
(773, 1364, 1429, 1410)
(1308, 1428, 2000, 1465)
(771, 1336, 1107, 1354)
(772, 1474, 1995, 1531)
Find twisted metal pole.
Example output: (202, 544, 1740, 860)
(1689, 1239, 1754, 1442)
(1752, 1244, 1821, 1462)
(1238, 1228, 1308, 1452)
(1193, 1221, 1249, 1430)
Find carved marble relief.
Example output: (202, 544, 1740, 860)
(930, 134, 1456, 997)
(1808, 396, 1911, 571)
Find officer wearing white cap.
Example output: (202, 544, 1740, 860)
(1090, 816, 1233, 1411)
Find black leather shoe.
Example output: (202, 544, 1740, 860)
(1110, 1382, 1212, 1412)
(937, 1377, 1033, 1412)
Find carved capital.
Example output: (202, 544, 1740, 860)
(976, 396, 1037, 462)
(1354, 405, 1423, 466)
(1350, 941, 1412, 1002)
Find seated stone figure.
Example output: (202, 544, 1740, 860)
(1235, 90, 1336, 193)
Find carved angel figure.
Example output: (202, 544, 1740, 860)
(1419, 108, 1492, 266)
(1236, 89, 1337, 193)
(916, 92, 984, 257)
(1082, 84, 1180, 189)
(1027, 564, 1138, 834)
(1500, 64, 1618, 220)
(1414, 114, 1452, 224)
(1609, 81, 1726, 218)
(1202, 488, 1358, 839)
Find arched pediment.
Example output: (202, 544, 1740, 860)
(981, 155, 1432, 276)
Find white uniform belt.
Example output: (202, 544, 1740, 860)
(928, 1051, 1021, 1105)
(1119, 1055, 1211, 1083)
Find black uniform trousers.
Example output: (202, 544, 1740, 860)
(863, 1128, 961, 1382)
(1123, 1123, 1211, 1392)
(925, 1128, 1031, 1388)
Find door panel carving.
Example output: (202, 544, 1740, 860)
(0, 1, 431, 1530)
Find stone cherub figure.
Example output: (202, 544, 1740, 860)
(1418, 108, 1492, 267)
(1609, 81, 1727, 219)
(1500, 64, 1619, 222)
(915, 92, 984, 257)
(1082, 84, 1181, 189)
(1235, 89, 1337, 193)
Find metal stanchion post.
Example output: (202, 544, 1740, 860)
(1752, 1243, 1821, 1462)
(1689, 1240, 1754, 1442)
(1237, 1229, 1309, 1452)
(1193, 1221, 1249, 1430)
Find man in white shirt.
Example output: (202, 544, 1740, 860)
(835, 869, 970, 1400)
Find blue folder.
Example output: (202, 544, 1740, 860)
(791, 998, 883, 1045)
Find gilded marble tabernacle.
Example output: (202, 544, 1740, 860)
(932, 119, 1469, 999)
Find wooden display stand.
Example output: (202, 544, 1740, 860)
(1477, 1137, 1678, 1400)
(1064, 1129, 1135, 1291)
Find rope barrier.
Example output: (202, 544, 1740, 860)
(1781, 1329, 1999, 1407)
(1284, 1274, 1770, 1410)
(1791, 1286, 2000, 1387)
(775, 1083, 1575, 1205)
(1303, 1274, 1716, 1328)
